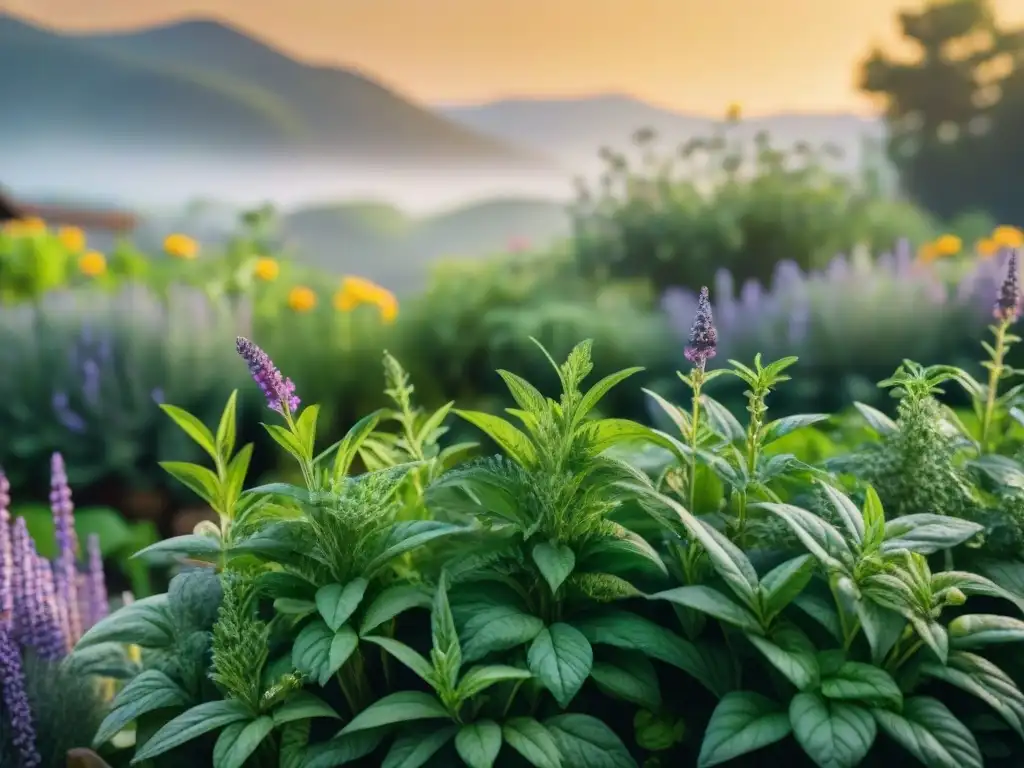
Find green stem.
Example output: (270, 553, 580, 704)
(980, 321, 1009, 454)
(688, 374, 704, 514)
(890, 639, 924, 671)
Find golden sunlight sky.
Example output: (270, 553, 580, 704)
(7, 0, 1024, 115)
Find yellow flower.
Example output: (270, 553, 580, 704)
(20, 217, 46, 235)
(332, 286, 360, 312)
(78, 250, 107, 277)
(287, 286, 317, 313)
(164, 233, 199, 260)
(977, 238, 1000, 258)
(253, 257, 280, 281)
(917, 242, 939, 263)
(993, 226, 1024, 249)
(933, 234, 962, 256)
(376, 290, 399, 324)
(58, 226, 86, 252)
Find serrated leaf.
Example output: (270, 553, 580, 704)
(697, 691, 791, 767)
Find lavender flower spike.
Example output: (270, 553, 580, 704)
(0, 470, 12, 628)
(995, 249, 1021, 323)
(236, 336, 300, 413)
(85, 533, 109, 628)
(684, 286, 719, 371)
(0, 628, 41, 768)
(34, 556, 67, 661)
(10, 518, 35, 646)
(50, 452, 82, 647)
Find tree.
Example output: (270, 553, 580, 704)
(860, 0, 1024, 224)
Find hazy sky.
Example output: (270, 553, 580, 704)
(7, 0, 1024, 115)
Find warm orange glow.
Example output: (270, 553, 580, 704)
(10, 0, 1023, 115)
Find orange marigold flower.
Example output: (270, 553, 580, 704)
(287, 286, 317, 313)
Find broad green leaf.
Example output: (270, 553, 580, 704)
(746, 626, 819, 691)
(67, 642, 139, 680)
(697, 691, 791, 767)
(856, 599, 906, 665)
(131, 699, 252, 762)
(316, 579, 369, 632)
(760, 555, 815, 620)
(761, 414, 829, 445)
(243, 483, 311, 504)
(457, 665, 533, 700)
(921, 651, 1024, 738)
(359, 584, 432, 635)
(301, 731, 384, 768)
(642, 388, 690, 435)
(503, 718, 562, 768)
(159, 461, 220, 507)
(271, 691, 341, 726)
(263, 423, 306, 461)
(339, 691, 450, 735)
(258, 570, 317, 601)
(454, 409, 536, 466)
(853, 402, 897, 435)
(577, 531, 668, 576)
(274, 598, 317, 618)
(590, 652, 661, 711)
(792, 592, 843, 642)
(700, 395, 746, 444)
(222, 444, 253, 516)
(365, 521, 468, 577)
(821, 662, 902, 710)
(528, 623, 593, 708)
(648, 585, 762, 633)
(873, 697, 983, 768)
(532, 542, 576, 595)
(755, 502, 849, 572)
(363, 636, 435, 685)
(294, 404, 320, 458)
(575, 367, 645, 426)
(789, 693, 876, 768)
(574, 609, 729, 697)
(909, 615, 949, 664)
(92, 670, 190, 747)
(213, 716, 274, 768)
(637, 490, 759, 608)
(131, 534, 222, 562)
(160, 404, 217, 460)
(816, 482, 864, 545)
(331, 410, 382, 483)
(460, 605, 545, 663)
(76, 594, 174, 650)
(292, 620, 359, 686)
(881, 515, 983, 555)
(215, 390, 238, 460)
(588, 419, 662, 454)
(456, 720, 502, 768)
(860, 486, 886, 552)
(382, 725, 458, 768)
(545, 714, 637, 768)
(278, 720, 309, 768)
(949, 614, 1024, 649)
(931, 570, 1024, 614)
(974, 558, 1024, 604)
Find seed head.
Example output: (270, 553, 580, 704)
(684, 286, 718, 370)
(994, 249, 1021, 322)
(236, 337, 300, 414)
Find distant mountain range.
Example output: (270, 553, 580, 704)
(0, 12, 893, 208)
(439, 96, 889, 177)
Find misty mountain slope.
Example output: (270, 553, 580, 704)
(440, 95, 889, 175)
(0, 13, 548, 168)
(75, 18, 542, 162)
(0, 15, 298, 152)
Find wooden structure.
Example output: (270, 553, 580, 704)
(0, 187, 138, 234)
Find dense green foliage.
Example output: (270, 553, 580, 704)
(68, 292, 1024, 766)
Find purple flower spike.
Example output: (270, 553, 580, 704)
(0, 471, 12, 629)
(684, 286, 719, 371)
(995, 249, 1021, 323)
(34, 556, 66, 661)
(49, 453, 82, 647)
(236, 336, 300, 413)
(85, 533, 108, 628)
(0, 628, 41, 768)
(10, 519, 33, 645)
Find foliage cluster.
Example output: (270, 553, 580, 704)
(67, 255, 1024, 767)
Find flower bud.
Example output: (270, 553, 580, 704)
(942, 587, 967, 606)
(193, 520, 221, 539)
